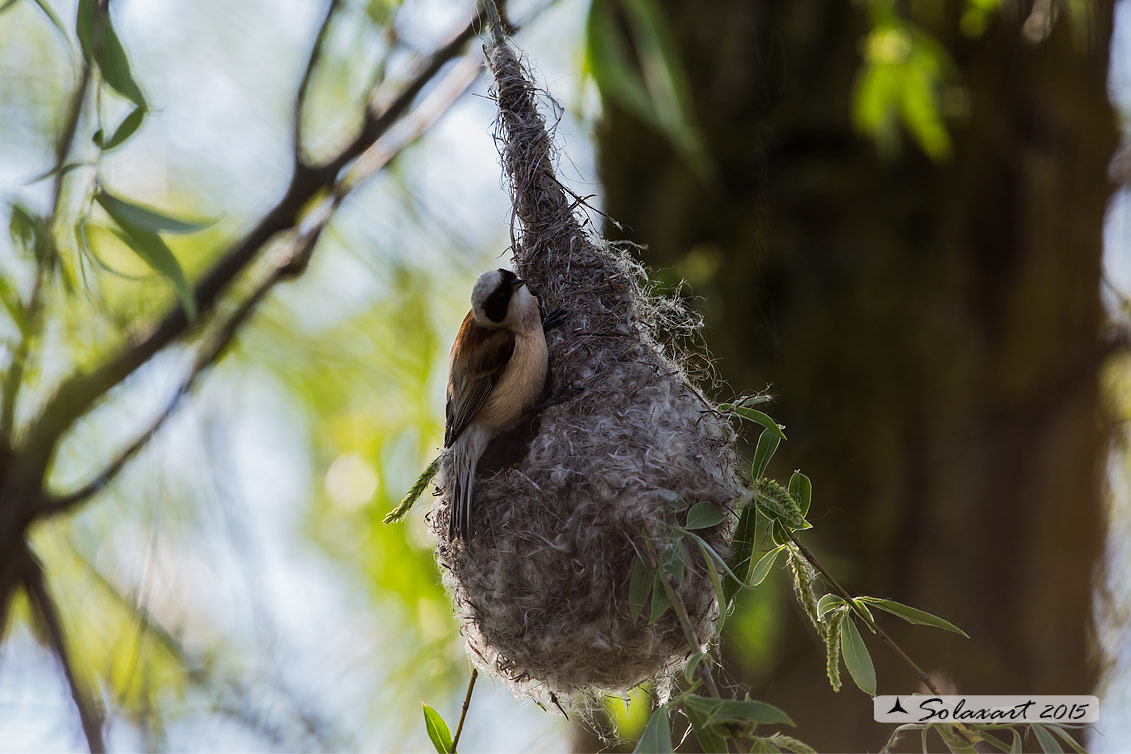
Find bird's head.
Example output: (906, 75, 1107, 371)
(470, 268, 539, 329)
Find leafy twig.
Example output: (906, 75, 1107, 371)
(781, 528, 978, 747)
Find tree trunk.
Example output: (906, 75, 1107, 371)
(595, 1, 1118, 749)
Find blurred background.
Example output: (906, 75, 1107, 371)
(0, 0, 1127, 751)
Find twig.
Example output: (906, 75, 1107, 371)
(23, 552, 106, 753)
(40, 276, 267, 514)
(0, 62, 92, 442)
(782, 528, 979, 747)
(451, 667, 478, 753)
(294, 0, 341, 160)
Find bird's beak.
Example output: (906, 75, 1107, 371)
(511, 278, 527, 290)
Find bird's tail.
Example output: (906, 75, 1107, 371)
(448, 428, 487, 541)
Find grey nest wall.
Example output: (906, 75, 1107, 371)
(430, 41, 745, 699)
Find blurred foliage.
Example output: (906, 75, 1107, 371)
(583, 0, 712, 180)
(0, 0, 577, 749)
(852, 2, 958, 161)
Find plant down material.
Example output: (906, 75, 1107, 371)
(430, 39, 743, 698)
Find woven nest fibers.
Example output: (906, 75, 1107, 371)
(427, 41, 745, 700)
(430, 242, 744, 697)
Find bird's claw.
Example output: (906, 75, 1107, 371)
(542, 307, 567, 331)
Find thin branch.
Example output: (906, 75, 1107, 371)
(43, 48, 484, 515)
(23, 552, 106, 753)
(43, 238, 292, 515)
(18, 1, 493, 502)
(294, 0, 341, 162)
(782, 529, 979, 748)
(450, 667, 478, 753)
(0, 63, 93, 442)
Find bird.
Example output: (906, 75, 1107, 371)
(445, 268, 549, 541)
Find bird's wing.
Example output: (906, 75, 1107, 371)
(445, 312, 516, 447)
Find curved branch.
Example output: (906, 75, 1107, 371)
(18, 3, 489, 492)
(24, 552, 106, 753)
(43, 40, 484, 516)
(294, 0, 342, 163)
(0, 63, 93, 443)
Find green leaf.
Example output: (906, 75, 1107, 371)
(686, 501, 726, 530)
(649, 542, 680, 618)
(619, 0, 712, 180)
(107, 222, 197, 320)
(731, 406, 786, 438)
(1046, 725, 1088, 754)
(856, 597, 970, 638)
(585, 0, 710, 182)
(384, 454, 441, 524)
(23, 161, 92, 185)
(682, 694, 794, 729)
(76, 0, 148, 109)
(587, 0, 654, 126)
(850, 598, 876, 627)
(763, 733, 817, 754)
(937, 725, 977, 754)
(0, 273, 29, 338)
(749, 545, 783, 588)
(95, 189, 212, 234)
(101, 106, 145, 151)
(1011, 729, 1023, 754)
(771, 520, 789, 547)
(683, 703, 727, 754)
(634, 704, 673, 754)
(629, 553, 654, 620)
(696, 541, 727, 621)
(977, 729, 1020, 754)
(787, 471, 812, 517)
(9, 203, 40, 254)
(0, 0, 20, 17)
(421, 704, 453, 754)
(840, 617, 876, 696)
(1031, 725, 1064, 754)
(649, 569, 672, 623)
(724, 500, 757, 605)
(751, 428, 781, 479)
(683, 651, 705, 685)
(816, 594, 847, 622)
(750, 738, 781, 753)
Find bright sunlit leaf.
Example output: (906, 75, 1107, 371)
(422, 704, 453, 754)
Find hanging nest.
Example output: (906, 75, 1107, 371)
(429, 38, 745, 700)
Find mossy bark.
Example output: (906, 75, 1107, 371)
(594, 2, 1118, 750)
